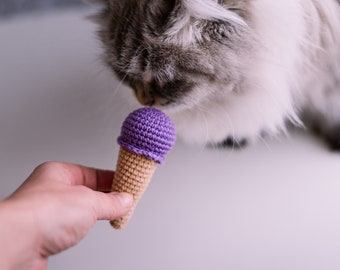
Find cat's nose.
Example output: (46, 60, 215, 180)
(134, 83, 155, 106)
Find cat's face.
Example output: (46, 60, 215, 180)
(94, 0, 251, 112)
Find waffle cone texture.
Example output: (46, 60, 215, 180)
(110, 108, 176, 229)
(110, 148, 157, 229)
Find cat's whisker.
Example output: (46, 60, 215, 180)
(193, 100, 237, 151)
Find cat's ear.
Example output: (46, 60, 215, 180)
(164, 0, 247, 46)
(180, 0, 245, 25)
(203, 20, 247, 45)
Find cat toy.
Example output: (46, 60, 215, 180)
(110, 107, 176, 229)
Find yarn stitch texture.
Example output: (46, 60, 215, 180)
(118, 107, 176, 164)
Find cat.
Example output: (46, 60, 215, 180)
(90, 0, 340, 150)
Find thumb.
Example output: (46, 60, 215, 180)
(92, 192, 133, 221)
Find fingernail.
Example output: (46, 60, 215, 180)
(116, 192, 133, 208)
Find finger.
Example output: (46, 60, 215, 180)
(92, 192, 133, 220)
(73, 166, 114, 191)
(31, 162, 114, 191)
(95, 170, 115, 192)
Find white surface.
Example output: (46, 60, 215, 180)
(1, 9, 340, 270)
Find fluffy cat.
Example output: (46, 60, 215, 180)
(91, 0, 340, 149)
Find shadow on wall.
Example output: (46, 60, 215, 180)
(0, 0, 85, 17)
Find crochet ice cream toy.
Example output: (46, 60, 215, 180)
(110, 107, 176, 229)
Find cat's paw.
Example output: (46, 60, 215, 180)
(310, 122, 340, 151)
(214, 137, 248, 149)
(321, 126, 340, 151)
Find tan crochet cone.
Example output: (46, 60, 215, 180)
(110, 147, 158, 229)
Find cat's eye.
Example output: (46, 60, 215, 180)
(146, 0, 176, 33)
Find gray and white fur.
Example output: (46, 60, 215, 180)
(91, 0, 340, 150)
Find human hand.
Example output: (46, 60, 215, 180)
(0, 162, 133, 270)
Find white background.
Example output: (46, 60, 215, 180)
(1, 9, 340, 270)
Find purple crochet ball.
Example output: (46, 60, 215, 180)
(117, 108, 176, 164)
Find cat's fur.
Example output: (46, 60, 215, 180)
(91, 0, 340, 149)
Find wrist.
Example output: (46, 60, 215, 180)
(0, 199, 41, 270)
(0, 200, 18, 269)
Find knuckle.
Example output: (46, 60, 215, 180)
(34, 161, 61, 174)
(36, 161, 61, 171)
(33, 162, 68, 180)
